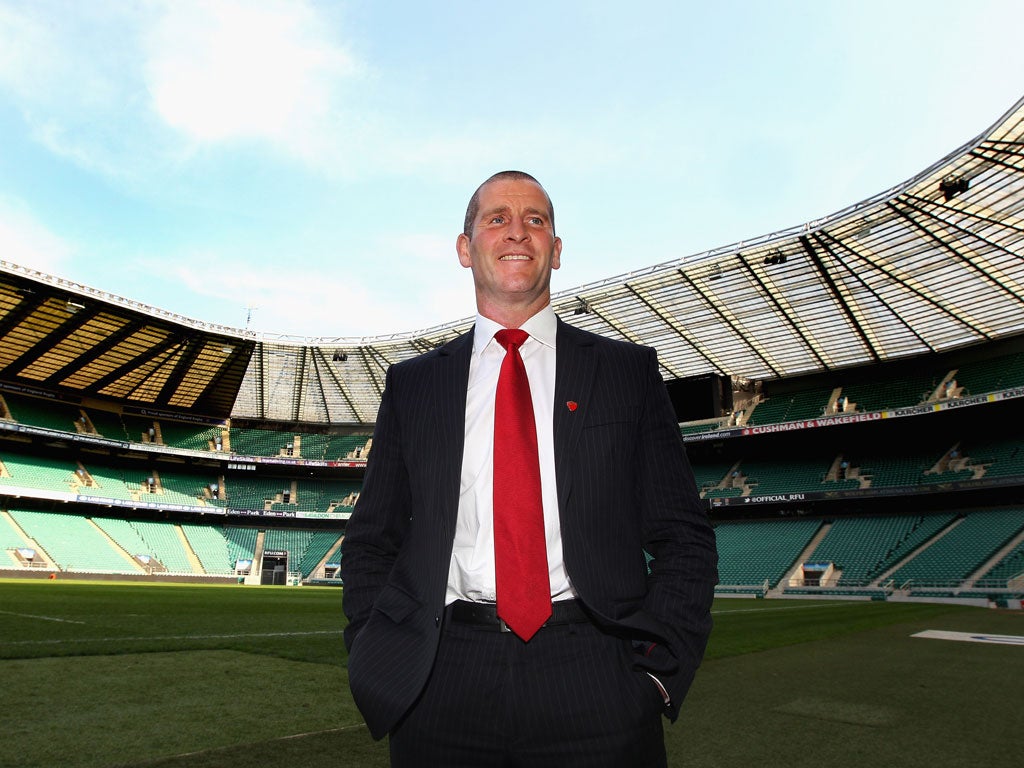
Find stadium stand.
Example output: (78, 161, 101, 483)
(729, 349, 1024, 430)
(261, 528, 343, 577)
(981, 540, 1024, 587)
(0, 453, 78, 493)
(78, 465, 139, 502)
(229, 426, 300, 458)
(180, 522, 238, 575)
(734, 457, 834, 497)
(224, 477, 294, 510)
(9, 508, 142, 574)
(837, 372, 943, 413)
(296, 530, 343, 576)
(800, 514, 955, 585)
(851, 447, 958, 489)
(890, 508, 1024, 587)
(965, 435, 1024, 480)
(92, 515, 146, 549)
(154, 471, 216, 507)
(681, 421, 722, 436)
(83, 408, 129, 441)
(325, 433, 372, 460)
(152, 421, 225, 452)
(4, 395, 87, 433)
(1, 511, 35, 567)
(223, 526, 259, 567)
(744, 386, 836, 426)
(692, 460, 739, 495)
(714, 519, 822, 591)
(124, 519, 198, 574)
(2, 393, 367, 463)
(954, 349, 1024, 396)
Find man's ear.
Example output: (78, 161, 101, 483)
(551, 236, 562, 270)
(457, 233, 473, 268)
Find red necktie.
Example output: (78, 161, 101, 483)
(493, 329, 552, 641)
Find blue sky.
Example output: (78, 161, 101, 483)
(0, 0, 1021, 339)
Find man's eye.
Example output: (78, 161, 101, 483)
(489, 216, 505, 224)
(528, 216, 543, 225)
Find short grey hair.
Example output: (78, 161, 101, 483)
(462, 170, 555, 238)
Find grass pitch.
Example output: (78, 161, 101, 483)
(1, 579, 1021, 767)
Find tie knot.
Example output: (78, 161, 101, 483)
(495, 328, 529, 352)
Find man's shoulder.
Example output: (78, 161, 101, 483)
(557, 318, 654, 358)
(388, 329, 473, 376)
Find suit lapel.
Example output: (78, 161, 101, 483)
(433, 329, 474, 533)
(553, 319, 597, 513)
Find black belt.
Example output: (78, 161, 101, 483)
(446, 599, 590, 632)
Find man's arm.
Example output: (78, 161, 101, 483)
(341, 366, 412, 651)
(634, 347, 718, 717)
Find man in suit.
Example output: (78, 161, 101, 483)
(341, 170, 717, 767)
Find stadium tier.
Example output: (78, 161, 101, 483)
(889, 508, 1024, 587)
(2, 509, 343, 580)
(744, 386, 838, 427)
(984, 540, 1024, 588)
(1, 357, 1023, 593)
(713, 519, 823, 591)
(8, 508, 143, 574)
(802, 514, 956, 585)
(0, 392, 372, 461)
(699, 347, 1024, 436)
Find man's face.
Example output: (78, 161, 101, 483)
(457, 178, 562, 314)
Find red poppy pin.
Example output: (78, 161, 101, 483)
(566, 401, 578, 412)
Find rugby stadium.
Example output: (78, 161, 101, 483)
(2, 96, 1023, 768)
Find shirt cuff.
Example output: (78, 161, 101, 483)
(645, 672, 671, 707)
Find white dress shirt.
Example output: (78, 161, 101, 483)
(445, 304, 576, 605)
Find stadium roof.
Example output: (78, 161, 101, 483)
(0, 271, 254, 417)
(2, 95, 1023, 425)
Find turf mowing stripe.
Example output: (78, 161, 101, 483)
(712, 602, 856, 616)
(1, 628, 343, 647)
(0, 609, 87, 624)
(912, 629, 1024, 646)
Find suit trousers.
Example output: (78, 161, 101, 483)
(388, 609, 668, 768)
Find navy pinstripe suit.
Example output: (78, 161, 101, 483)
(341, 317, 718, 754)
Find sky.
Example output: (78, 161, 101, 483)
(0, 1, 1022, 341)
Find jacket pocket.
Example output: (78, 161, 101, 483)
(372, 584, 421, 624)
(582, 404, 639, 429)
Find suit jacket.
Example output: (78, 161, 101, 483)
(341, 318, 718, 740)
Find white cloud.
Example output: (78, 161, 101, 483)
(0, 1, 364, 179)
(0, 2, 648, 188)
(0, 5, 45, 96)
(0, 198, 75, 275)
(143, 0, 360, 151)
(146, 231, 475, 338)
(0, 3, 156, 178)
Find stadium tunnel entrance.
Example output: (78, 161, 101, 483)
(260, 549, 288, 585)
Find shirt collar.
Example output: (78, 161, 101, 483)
(473, 304, 557, 357)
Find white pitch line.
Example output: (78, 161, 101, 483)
(0, 609, 87, 625)
(1, 628, 343, 647)
(278, 723, 369, 740)
(147, 722, 368, 762)
(912, 629, 1024, 646)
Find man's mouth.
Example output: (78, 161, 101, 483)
(499, 254, 531, 261)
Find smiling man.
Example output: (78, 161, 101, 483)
(341, 171, 717, 767)
(456, 172, 562, 327)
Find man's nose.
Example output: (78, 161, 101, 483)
(505, 219, 529, 241)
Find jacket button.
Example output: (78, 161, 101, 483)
(434, 616, 440, 627)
